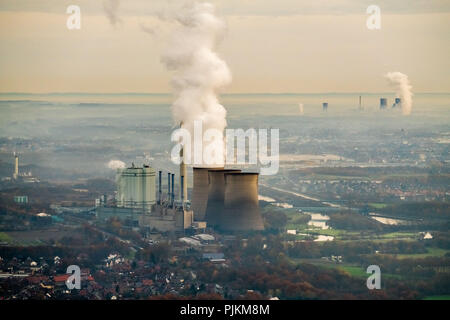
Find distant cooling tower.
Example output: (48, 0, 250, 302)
(192, 167, 223, 221)
(393, 97, 401, 108)
(380, 98, 387, 109)
(204, 169, 241, 227)
(220, 172, 264, 231)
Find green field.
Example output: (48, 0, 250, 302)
(424, 295, 450, 300)
(378, 232, 418, 239)
(369, 203, 388, 209)
(391, 247, 449, 259)
(0, 232, 13, 244)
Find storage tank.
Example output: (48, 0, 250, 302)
(221, 172, 264, 231)
(191, 167, 223, 221)
(204, 169, 241, 227)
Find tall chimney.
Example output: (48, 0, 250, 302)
(180, 147, 188, 202)
(13, 153, 19, 180)
(181, 175, 185, 208)
(191, 167, 223, 221)
(171, 173, 175, 208)
(221, 172, 264, 231)
(167, 172, 171, 203)
(158, 171, 162, 204)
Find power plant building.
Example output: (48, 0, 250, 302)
(139, 170, 193, 232)
(116, 164, 156, 213)
(101, 160, 264, 233)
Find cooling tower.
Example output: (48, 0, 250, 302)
(191, 167, 223, 221)
(204, 169, 241, 227)
(221, 172, 264, 232)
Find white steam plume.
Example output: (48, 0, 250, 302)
(107, 160, 126, 170)
(161, 1, 231, 165)
(103, 0, 122, 26)
(298, 103, 304, 115)
(385, 72, 413, 115)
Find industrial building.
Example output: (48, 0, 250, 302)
(9, 153, 39, 183)
(98, 151, 264, 233)
(98, 164, 193, 233)
(115, 164, 156, 213)
(138, 170, 193, 233)
(380, 98, 387, 109)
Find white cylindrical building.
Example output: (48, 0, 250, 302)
(116, 164, 156, 213)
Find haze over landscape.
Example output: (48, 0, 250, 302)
(0, 0, 449, 303)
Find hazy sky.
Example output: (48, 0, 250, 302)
(0, 0, 449, 93)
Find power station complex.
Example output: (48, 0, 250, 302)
(97, 161, 264, 233)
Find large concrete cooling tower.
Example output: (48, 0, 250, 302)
(192, 167, 223, 221)
(221, 172, 264, 231)
(204, 169, 241, 227)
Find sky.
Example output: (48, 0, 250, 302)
(0, 0, 449, 93)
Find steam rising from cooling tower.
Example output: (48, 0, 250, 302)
(103, 0, 122, 26)
(107, 160, 126, 170)
(161, 1, 231, 165)
(298, 103, 304, 115)
(385, 72, 413, 115)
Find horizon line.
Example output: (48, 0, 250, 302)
(1, 91, 449, 95)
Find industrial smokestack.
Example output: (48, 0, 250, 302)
(191, 167, 223, 221)
(171, 173, 175, 207)
(221, 172, 264, 232)
(167, 172, 171, 203)
(205, 169, 241, 228)
(158, 171, 162, 204)
(180, 147, 187, 202)
(13, 153, 18, 180)
(181, 175, 185, 208)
